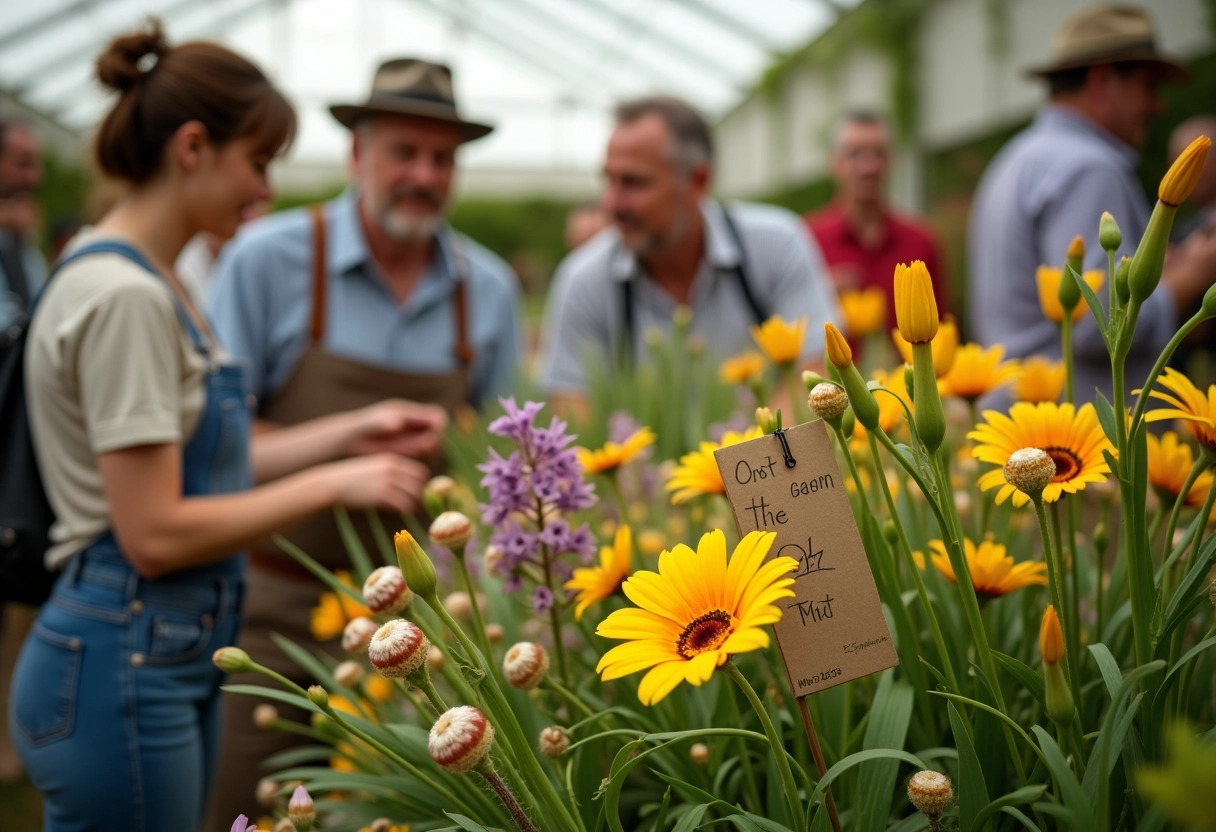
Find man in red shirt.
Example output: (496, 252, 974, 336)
(806, 111, 949, 350)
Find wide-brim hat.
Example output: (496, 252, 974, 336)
(1024, 4, 1188, 81)
(329, 58, 494, 142)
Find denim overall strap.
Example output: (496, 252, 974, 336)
(60, 240, 252, 579)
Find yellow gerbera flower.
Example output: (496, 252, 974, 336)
(666, 426, 763, 504)
(1035, 266, 1104, 323)
(840, 287, 886, 338)
(595, 529, 797, 705)
(938, 343, 1019, 401)
(893, 318, 958, 377)
(1146, 430, 1214, 514)
(1144, 367, 1216, 453)
(719, 351, 766, 385)
(565, 525, 633, 621)
(913, 538, 1047, 597)
(1013, 357, 1066, 404)
(577, 427, 656, 474)
(310, 571, 372, 641)
(968, 402, 1113, 506)
(751, 315, 807, 365)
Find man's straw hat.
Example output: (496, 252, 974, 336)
(329, 58, 494, 142)
(1025, 4, 1187, 81)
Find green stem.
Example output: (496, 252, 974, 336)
(428, 596, 581, 831)
(784, 364, 808, 425)
(1112, 339, 1152, 670)
(873, 429, 1029, 783)
(540, 677, 597, 721)
(1061, 318, 1075, 405)
(867, 432, 959, 691)
(1040, 500, 1082, 710)
(723, 661, 806, 832)
(455, 551, 494, 662)
(416, 669, 451, 715)
(1158, 459, 1207, 591)
(727, 682, 765, 810)
(539, 541, 570, 684)
(482, 768, 541, 832)
(1128, 309, 1208, 434)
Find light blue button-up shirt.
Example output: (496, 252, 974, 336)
(208, 190, 521, 409)
(0, 234, 47, 333)
(968, 106, 1176, 405)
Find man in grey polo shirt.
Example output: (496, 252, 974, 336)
(968, 5, 1216, 405)
(539, 96, 839, 403)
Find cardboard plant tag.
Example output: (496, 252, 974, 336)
(714, 419, 897, 696)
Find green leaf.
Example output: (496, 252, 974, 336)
(333, 504, 375, 578)
(991, 650, 1046, 707)
(671, 802, 710, 832)
(855, 674, 915, 832)
(999, 806, 1044, 832)
(273, 534, 366, 606)
(949, 702, 990, 832)
(810, 748, 928, 805)
(444, 814, 496, 832)
(927, 691, 1042, 764)
(365, 508, 398, 565)
(1157, 634, 1216, 702)
(269, 632, 336, 686)
(971, 785, 1047, 830)
(1067, 263, 1109, 337)
(220, 683, 316, 712)
(725, 811, 797, 831)
(1031, 725, 1094, 828)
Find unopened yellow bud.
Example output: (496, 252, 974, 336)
(213, 647, 253, 674)
(1059, 236, 1085, 313)
(1039, 605, 1064, 665)
(824, 322, 852, 368)
(755, 406, 778, 435)
(394, 530, 438, 599)
(1160, 135, 1212, 206)
(894, 260, 939, 344)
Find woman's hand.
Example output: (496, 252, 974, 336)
(318, 452, 431, 515)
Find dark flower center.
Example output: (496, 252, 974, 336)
(677, 610, 734, 659)
(1044, 446, 1081, 482)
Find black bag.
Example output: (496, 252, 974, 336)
(0, 252, 56, 604)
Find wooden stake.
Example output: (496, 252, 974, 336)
(798, 696, 841, 832)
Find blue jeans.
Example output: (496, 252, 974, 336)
(8, 240, 253, 832)
(10, 543, 243, 832)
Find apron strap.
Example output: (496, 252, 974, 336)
(446, 232, 475, 369)
(309, 204, 327, 343)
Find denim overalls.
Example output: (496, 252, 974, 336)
(8, 241, 252, 832)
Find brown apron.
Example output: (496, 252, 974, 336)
(206, 206, 476, 832)
(254, 204, 473, 572)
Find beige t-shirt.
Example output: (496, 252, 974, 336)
(26, 248, 207, 568)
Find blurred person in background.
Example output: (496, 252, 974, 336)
(538, 95, 839, 412)
(176, 199, 267, 305)
(0, 118, 45, 787)
(806, 110, 948, 352)
(203, 58, 521, 829)
(564, 200, 611, 251)
(0, 119, 45, 332)
(968, 4, 1216, 403)
(10, 21, 436, 831)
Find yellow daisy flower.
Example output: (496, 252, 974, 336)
(1147, 431, 1214, 504)
(1035, 266, 1104, 323)
(913, 538, 1047, 597)
(666, 426, 763, 504)
(751, 315, 807, 365)
(310, 571, 372, 641)
(577, 427, 656, 474)
(595, 529, 797, 705)
(893, 317, 959, 377)
(938, 343, 1019, 401)
(839, 287, 886, 338)
(719, 351, 766, 385)
(968, 402, 1113, 506)
(1144, 368, 1216, 453)
(1013, 357, 1066, 404)
(565, 525, 633, 621)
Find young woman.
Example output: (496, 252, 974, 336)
(8, 22, 440, 831)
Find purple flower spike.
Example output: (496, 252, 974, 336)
(230, 815, 254, 832)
